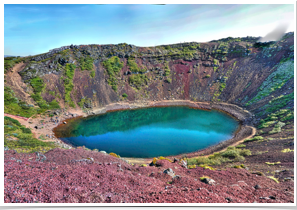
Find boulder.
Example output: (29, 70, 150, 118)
(163, 168, 175, 177)
(201, 178, 215, 185)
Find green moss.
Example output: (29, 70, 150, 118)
(265, 161, 281, 165)
(219, 83, 226, 92)
(78, 98, 86, 108)
(128, 74, 148, 89)
(187, 147, 251, 166)
(235, 144, 246, 148)
(4, 86, 37, 118)
(4, 117, 56, 153)
(127, 59, 147, 73)
(79, 56, 94, 71)
(244, 136, 264, 142)
(281, 148, 294, 153)
(63, 64, 76, 106)
(267, 176, 279, 183)
(246, 61, 294, 106)
(4, 56, 23, 72)
(102, 56, 124, 92)
(90, 70, 95, 78)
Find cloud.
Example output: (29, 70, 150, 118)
(258, 21, 290, 42)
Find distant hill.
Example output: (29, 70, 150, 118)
(4, 55, 17, 58)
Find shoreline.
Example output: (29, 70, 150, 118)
(52, 100, 255, 164)
(5, 99, 256, 164)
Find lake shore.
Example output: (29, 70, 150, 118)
(5, 99, 256, 163)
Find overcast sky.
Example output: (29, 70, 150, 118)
(4, 4, 295, 56)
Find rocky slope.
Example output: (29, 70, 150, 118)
(4, 148, 294, 203)
(4, 32, 293, 117)
(4, 32, 294, 203)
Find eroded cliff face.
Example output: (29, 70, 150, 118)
(4, 32, 294, 120)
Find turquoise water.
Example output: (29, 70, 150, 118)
(57, 106, 239, 158)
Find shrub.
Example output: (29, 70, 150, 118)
(235, 144, 246, 148)
(244, 136, 264, 142)
(188, 165, 196, 169)
(205, 74, 211, 78)
(128, 74, 148, 89)
(122, 93, 128, 98)
(233, 164, 245, 169)
(63, 64, 76, 106)
(164, 64, 171, 76)
(221, 149, 240, 158)
(187, 147, 251, 166)
(20, 127, 32, 134)
(158, 156, 172, 162)
(109, 152, 120, 158)
(200, 176, 210, 181)
(265, 162, 281, 165)
(140, 164, 147, 167)
(102, 56, 124, 92)
(239, 149, 252, 156)
(166, 77, 172, 83)
(281, 148, 294, 153)
(4, 116, 22, 127)
(198, 164, 215, 170)
(90, 70, 95, 78)
(48, 100, 60, 109)
(268, 176, 279, 183)
(79, 56, 94, 71)
(127, 59, 147, 73)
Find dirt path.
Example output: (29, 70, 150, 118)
(5, 62, 34, 104)
(203, 126, 256, 157)
(4, 113, 29, 121)
(4, 108, 84, 145)
(5, 99, 255, 165)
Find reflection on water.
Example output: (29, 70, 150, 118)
(55, 106, 239, 158)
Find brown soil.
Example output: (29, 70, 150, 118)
(5, 62, 35, 104)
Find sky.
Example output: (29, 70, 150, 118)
(4, 4, 295, 56)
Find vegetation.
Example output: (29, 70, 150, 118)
(102, 56, 124, 92)
(245, 61, 294, 106)
(122, 93, 128, 98)
(205, 74, 211, 78)
(127, 59, 147, 73)
(109, 152, 120, 158)
(79, 56, 94, 71)
(267, 176, 279, 183)
(219, 83, 226, 92)
(281, 148, 294, 153)
(258, 109, 293, 132)
(151, 156, 172, 165)
(28, 77, 61, 113)
(187, 147, 251, 166)
(233, 164, 245, 169)
(235, 144, 246, 148)
(4, 56, 23, 73)
(244, 136, 263, 142)
(4, 86, 37, 117)
(265, 162, 281, 165)
(213, 59, 219, 72)
(128, 74, 148, 90)
(268, 121, 286, 134)
(90, 70, 95, 78)
(63, 63, 76, 107)
(4, 117, 56, 153)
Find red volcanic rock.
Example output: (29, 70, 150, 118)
(155, 159, 173, 168)
(4, 149, 294, 203)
